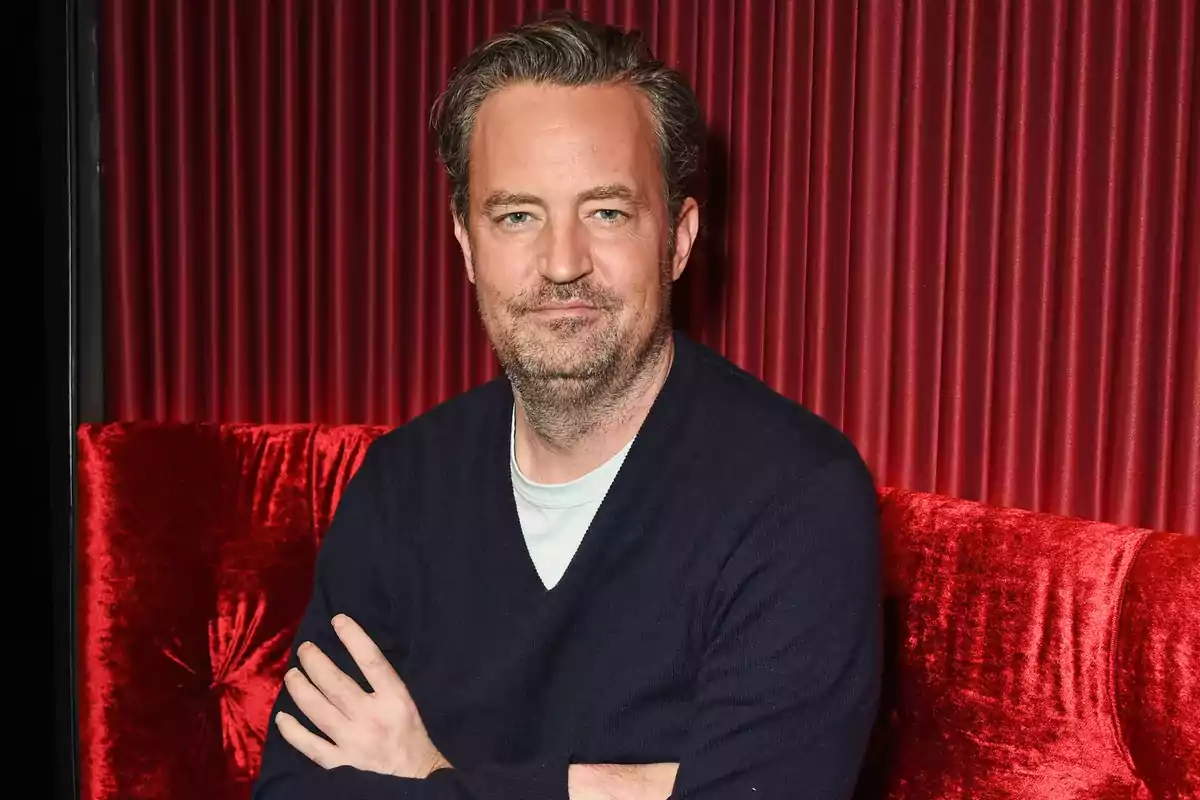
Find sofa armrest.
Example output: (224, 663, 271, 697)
(1116, 531, 1200, 799)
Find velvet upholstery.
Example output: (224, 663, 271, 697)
(76, 424, 387, 799)
(76, 423, 1199, 799)
(1115, 533, 1200, 798)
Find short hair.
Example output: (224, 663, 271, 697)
(430, 13, 704, 224)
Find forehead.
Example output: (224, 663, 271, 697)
(469, 82, 662, 200)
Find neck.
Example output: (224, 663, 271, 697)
(513, 335, 674, 484)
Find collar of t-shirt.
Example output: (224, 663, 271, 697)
(509, 411, 635, 510)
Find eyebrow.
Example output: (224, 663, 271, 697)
(480, 192, 544, 216)
(578, 183, 641, 205)
(479, 184, 645, 216)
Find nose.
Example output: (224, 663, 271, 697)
(537, 217, 593, 284)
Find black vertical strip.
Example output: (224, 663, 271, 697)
(77, 0, 104, 423)
(41, 0, 81, 795)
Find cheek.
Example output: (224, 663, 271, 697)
(592, 238, 668, 305)
(472, 247, 530, 302)
(475, 277, 517, 320)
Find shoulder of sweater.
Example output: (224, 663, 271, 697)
(681, 337, 868, 481)
(678, 343, 880, 563)
(358, 376, 509, 468)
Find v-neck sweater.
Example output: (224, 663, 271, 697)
(511, 410, 635, 590)
(254, 331, 882, 799)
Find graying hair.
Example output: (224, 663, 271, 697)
(430, 13, 703, 225)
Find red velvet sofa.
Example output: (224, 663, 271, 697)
(76, 423, 1199, 799)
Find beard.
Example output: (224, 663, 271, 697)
(479, 269, 674, 439)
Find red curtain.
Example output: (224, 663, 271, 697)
(99, 0, 1199, 536)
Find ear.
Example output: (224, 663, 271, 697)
(453, 211, 476, 284)
(669, 197, 700, 281)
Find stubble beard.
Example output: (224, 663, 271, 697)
(481, 270, 674, 445)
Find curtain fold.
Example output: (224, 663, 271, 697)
(99, 0, 1200, 535)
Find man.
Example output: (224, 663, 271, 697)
(254, 14, 880, 800)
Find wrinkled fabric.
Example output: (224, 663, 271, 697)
(76, 424, 1198, 799)
(98, 0, 1200, 538)
(76, 423, 384, 799)
(1116, 533, 1200, 798)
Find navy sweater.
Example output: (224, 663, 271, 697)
(253, 332, 882, 799)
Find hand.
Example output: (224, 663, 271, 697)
(275, 614, 452, 778)
(568, 762, 679, 800)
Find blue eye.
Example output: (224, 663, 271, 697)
(595, 209, 625, 222)
(500, 212, 531, 227)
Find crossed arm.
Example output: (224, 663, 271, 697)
(273, 613, 678, 799)
(252, 449, 690, 799)
(253, 452, 881, 799)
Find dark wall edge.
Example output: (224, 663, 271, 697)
(45, 0, 97, 794)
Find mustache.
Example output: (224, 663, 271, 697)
(507, 281, 620, 313)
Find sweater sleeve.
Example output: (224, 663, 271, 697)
(252, 444, 570, 800)
(670, 456, 883, 799)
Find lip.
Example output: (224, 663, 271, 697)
(528, 303, 598, 314)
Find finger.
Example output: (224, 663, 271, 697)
(283, 667, 347, 741)
(275, 711, 345, 770)
(296, 640, 368, 716)
(332, 614, 407, 696)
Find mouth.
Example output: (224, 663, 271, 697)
(526, 303, 599, 316)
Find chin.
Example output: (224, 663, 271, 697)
(516, 336, 614, 379)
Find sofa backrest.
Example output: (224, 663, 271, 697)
(76, 424, 385, 799)
(76, 423, 1198, 799)
(861, 488, 1198, 798)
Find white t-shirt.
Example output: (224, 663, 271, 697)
(510, 415, 634, 589)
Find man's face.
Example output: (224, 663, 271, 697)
(454, 82, 698, 402)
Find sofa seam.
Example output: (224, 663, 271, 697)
(1107, 529, 1151, 780)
